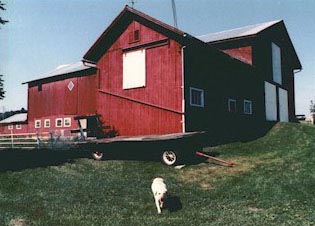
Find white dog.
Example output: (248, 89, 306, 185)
(151, 177, 167, 214)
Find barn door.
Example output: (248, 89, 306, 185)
(279, 88, 289, 122)
(264, 82, 277, 121)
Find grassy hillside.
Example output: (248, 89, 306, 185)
(0, 123, 315, 226)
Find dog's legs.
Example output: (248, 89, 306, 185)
(159, 200, 164, 208)
(155, 199, 161, 214)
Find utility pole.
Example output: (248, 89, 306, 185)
(171, 0, 178, 28)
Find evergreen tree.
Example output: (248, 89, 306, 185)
(0, 75, 4, 99)
(0, 1, 8, 99)
(310, 100, 315, 124)
(0, 1, 8, 27)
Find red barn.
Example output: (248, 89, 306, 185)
(2, 6, 301, 143)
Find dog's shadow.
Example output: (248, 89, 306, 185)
(165, 195, 182, 213)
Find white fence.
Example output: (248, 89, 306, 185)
(0, 131, 52, 149)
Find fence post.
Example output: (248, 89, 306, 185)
(50, 130, 54, 150)
(36, 131, 40, 149)
(10, 129, 14, 148)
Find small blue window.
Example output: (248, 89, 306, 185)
(244, 100, 253, 115)
(190, 87, 204, 107)
(228, 99, 237, 113)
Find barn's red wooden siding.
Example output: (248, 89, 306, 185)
(28, 75, 97, 120)
(96, 21, 183, 136)
(222, 46, 252, 65)
(26, 74, 97, 134)
(0, 124, 28, 134)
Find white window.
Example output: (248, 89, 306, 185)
(16, 124, 22, 130)
(190, 87, 204, 107)
(228, 99, 237, 113)
(64, 118, 71, 127)
(56, 118, 63, 127)
(123, 49, 146, 89)
(244, 100, 253, 115)
(35, 120, 41, 128)
(272, 42, 282, 84)
(8, 125, 13, 130)
(44, 119, 51, 128)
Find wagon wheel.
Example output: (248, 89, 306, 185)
(92, 151, 103, 161)
(161, 150, 178, 166)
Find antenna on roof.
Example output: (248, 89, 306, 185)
(129, 0, 137, 8)
(171, 0, 178, 28)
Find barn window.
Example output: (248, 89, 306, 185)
(38, 84, 42, 92)
(190, 87, 204, 107)
(244, 100, 253, 115)
(56, 118, 63, 127)
(44, 119, 50, 128)
(8, 125, 13, 130)
(123, 49, 146, 89)
(35, 120, 41, 128)
(16, 124, 22, 130)
(228, 99, 237, 113)
(272, 42, 282, 84)
(129, 29, 140, 43)
(64, 118, 71, 127)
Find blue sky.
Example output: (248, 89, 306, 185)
(0, 0, 314, 117)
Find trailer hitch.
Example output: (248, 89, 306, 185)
(196, 151, 236, 167)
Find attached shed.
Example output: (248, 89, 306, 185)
(197, 20, 302, 122)
(23, 62, 98, 136)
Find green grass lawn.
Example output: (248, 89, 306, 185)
(1, 123, 315, 226)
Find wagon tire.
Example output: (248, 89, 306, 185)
(161, 150, 179, 166)
(92, 151, 103, 161)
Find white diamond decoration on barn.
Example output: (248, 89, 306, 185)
(68, 81, 74, 91)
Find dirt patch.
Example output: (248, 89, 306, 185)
(178, 156, 265, 190)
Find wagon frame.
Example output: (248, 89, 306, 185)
(77, 131, 205, 166)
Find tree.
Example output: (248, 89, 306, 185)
(0, 1, 8, 27)
(0, 75, 4, 99)
(310, 100, 315, 124)
(0, 1, 7, 99)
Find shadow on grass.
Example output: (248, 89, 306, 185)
(200, 122, 277, 147)
(84, 138, 207, 165)
(94, 147, 207, 166)
(0, 134, 217, 173)
(0, 149, 89, 172)
(165, 195, 183, 213)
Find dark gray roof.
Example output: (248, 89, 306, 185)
(23, 61, 96, 84)
(197, 20, 281, 43)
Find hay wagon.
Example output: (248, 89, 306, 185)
(77, 131, 205, 166)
